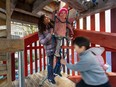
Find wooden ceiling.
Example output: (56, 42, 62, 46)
(10, 0, 59, 23)
(0, 0, 116, 24)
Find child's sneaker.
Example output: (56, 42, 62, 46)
(54, 73, 62, 77)
(48, 79, 56, 84)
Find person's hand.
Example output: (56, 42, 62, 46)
(50, 28, 54, 34)
(60, 58, 67, 65)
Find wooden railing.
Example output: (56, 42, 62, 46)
(11, 30, 116, 77)
(10, 30, 116, 86)
(0, 38, 24, 87)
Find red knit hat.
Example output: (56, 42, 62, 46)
(58, 8, 68, 16)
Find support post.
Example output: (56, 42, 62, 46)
(90, 15, 95, 47)
(100, 11, 106, 63)
(111, 8, 116, 72)
(19, 51, 25, 87)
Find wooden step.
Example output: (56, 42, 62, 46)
(0, 29, 7, 38)
(0, 52, 6, 56)
(0, 19, 6, 26)
(0, 56, 7, 61)
(0, 64, 7, 71)
(0, 53, 7, 61)
(12, 72, 75, 87)
(0, 70, 7, 75)
(12, 80, 19, 87)
(0, 12, 6, 20)
(0, 38, 24, 52)
(0, 78, 7, 87)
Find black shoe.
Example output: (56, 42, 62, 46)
(54, 73, 62, 77)
(48, 79, 56, 84)
(58, 73, 62, 77)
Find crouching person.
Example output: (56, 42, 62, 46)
(61, 37, 111, 87)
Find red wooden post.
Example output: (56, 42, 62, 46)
(111, 8, 116, 72)
(90, 15, 95, 47)
(34, 42, 38, 72)
(30, 44, 33, 74)
(11, 53, 15, 81)
(71, 41, 75, 76)
(91, 15, 95, 31)
(24, 46, 28, 76)
(43, 48, 46, 70)
(67, 40, 70, 74)
(100, 11, 106, 63)
(77, 19, 80, 29)
(62, 39, 65, 73)
(83, 17, 86, 30)
(39, 43, 42, 71)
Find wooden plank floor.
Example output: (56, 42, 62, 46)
(0, 78, 8, 87)
(12, 71, 75, 87)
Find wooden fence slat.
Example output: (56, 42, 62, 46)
(30, 44, 33, 74)
(34, 42, 38, 72)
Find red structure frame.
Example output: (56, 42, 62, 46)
(11, 8, 116, 87)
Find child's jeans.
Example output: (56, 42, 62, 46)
(47, 54, 62, 80)
(47, 54, 54, 80)
(76, 80, 111, 87)
(54, 57, 61, 75)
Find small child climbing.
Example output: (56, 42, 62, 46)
(54, 8, 74, 57)
(61, 37, 111, 87)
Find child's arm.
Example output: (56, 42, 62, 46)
(61, 58, 91, 72)
(39, 33, 52, 45)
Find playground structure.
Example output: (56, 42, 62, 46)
(0, 0, 116, 87)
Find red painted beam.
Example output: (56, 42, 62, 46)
(100, 12, 105, 32)
(100, 11, 106, 63)
(90, 15, 95, 47)
(74, 29, 116, 50)
(90, 15, 95, 31)
(111, 8, 116, 72)
(34, 42, 38, 72)
(30, 44, 33, 74)
(83, 17, 86, 30)
(39, 43, 42, 71)
(11, 53, 15, 81)
(43, 48, 46, 70)
(66, 40, 70, 74)
(71, 42, 75, 76)
(24, 32, 38, 46)
(76, 19, 79, 29)
(62, 39, 65, 73)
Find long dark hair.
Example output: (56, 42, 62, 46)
(38, 15, 54, 34)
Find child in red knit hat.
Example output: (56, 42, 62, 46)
(54, 8, 74, 57)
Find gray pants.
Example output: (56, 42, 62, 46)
(55, 35, 64, 55)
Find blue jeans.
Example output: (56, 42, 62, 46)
(47, 54, 54, 80)
(47, 55, 62, 80)
(54, 57, 61, 75)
